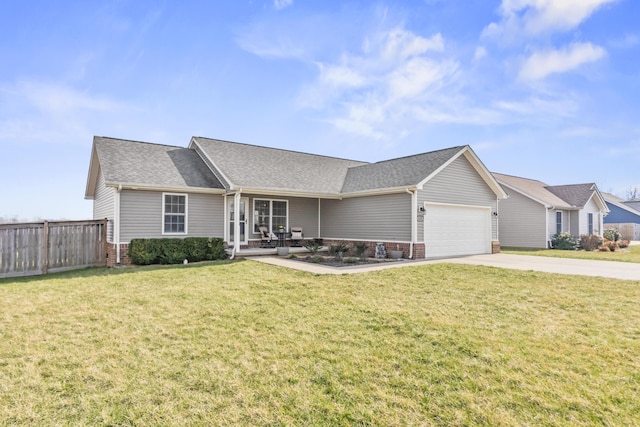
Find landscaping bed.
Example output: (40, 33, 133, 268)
(290, 254, 407, 267)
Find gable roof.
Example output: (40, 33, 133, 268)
(341, 146, 464, 193)
(602, 192, 640, 216)
(86, 135, 507, 200)
(190, 137, 367, 196)
(85, 136, 224, 198)
(493, 172, 607, 211)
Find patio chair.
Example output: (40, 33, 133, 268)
(290, 226, 303, 247)
(259, 225, 277, 248)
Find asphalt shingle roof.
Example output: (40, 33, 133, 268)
(192, 137, 368, 194)
(341, 146, 465, 193)
(545, 184, 597, 207)
(94, 136, 224, 190)
(493, 172, 597, 208)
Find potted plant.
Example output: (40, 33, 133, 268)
(389, 244, 403, 259)
(277, 246, 289, 256)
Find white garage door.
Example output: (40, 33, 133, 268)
(424, 203, 491, 259)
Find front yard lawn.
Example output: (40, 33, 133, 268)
(1, 261, 639, 425)
(503, 244, 640, 263)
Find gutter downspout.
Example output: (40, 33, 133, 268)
(115, 184, 122, 264)
(234, 189, 242, 255)
(406, 188, 416, 259)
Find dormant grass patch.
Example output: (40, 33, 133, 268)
(1, 260, 639, 425)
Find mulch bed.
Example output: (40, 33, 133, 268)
(291, 254, 406, 267)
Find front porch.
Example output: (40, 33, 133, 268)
(225, 246, 329, 258)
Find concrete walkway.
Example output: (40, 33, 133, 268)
(248, 253, 640, 280)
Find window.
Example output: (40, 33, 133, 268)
(588, 213, 594, 235)
(163, 193, 187, 234)
(556, 211, 562, 234)
(253, 199, 288, 233)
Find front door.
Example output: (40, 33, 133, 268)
(228, 197, 248, 245)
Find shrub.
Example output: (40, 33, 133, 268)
(353, 242, 368, 261)
(328, 242, 350, 256)
(129, 237, 226, 265)
(302, 240, 322, 255)
(551, 232, 577, 250)
(579, 234, 602, 251)
(603, 228, 621, 242)
(619, 240, 630, 249)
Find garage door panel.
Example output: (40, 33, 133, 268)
(424, 204, 491, 258)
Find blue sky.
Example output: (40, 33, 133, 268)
(1, 0, 639, 220)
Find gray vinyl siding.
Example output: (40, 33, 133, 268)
(92, 167, 115, 242)
(245, 195, 319, 240)
(417, 155, 498, 242)
(119, 190, 224, 242)
(497, 189, 547, 248)
(320, 193, 411, 241)
(93, 168, 115, 220)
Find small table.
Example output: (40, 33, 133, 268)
(275, 230, 289, 247)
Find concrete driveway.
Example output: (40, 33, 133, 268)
(250, 253, 640, 280)
(444, 253, 640, 281)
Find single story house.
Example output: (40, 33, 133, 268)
(85, 136, 507, 265)
(493, 173, 609, 248)
(602, 192, 640, 240)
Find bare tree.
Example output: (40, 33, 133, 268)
(626, 186, 640, 200)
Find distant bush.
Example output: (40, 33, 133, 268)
(551, 232, 577, 250)
(579, 234, 602, 251)
(129, 237, 226, 265)
(603, 228, 621, 242)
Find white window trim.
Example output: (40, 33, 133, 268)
(556, 211, 563, 234)
(252, 198, 289, 234)
(162, 192, 188, 235)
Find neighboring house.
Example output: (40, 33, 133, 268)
(602, 192, 640, 240)
(85, 136, 507, 264)
(493, 173, 609, 248)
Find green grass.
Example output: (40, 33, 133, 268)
(503, 244, 640, 263)
(1, 260, 640, 426)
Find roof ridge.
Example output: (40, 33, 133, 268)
(360, 145, 466, 167)
(492, 171, 548, 185)
(95, 135, 184, 150)
(193, 136, 368, 164)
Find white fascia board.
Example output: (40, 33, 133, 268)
(340, 186, 416, 199)
(589, 188, 610, 213)
(460, 148, 508, 199)
(232, 187, 342, 199)
(416, 146, 508, 199)
(497, 181, 551, 208)
(105, 182, 226, 195)
(189, 137, 234, 189)
(84, 143, 99, 198)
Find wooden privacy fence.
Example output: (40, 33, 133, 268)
(0, 219, 108, 278)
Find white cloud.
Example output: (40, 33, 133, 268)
(274, 0, 293, 11)
(473, 46, 487, 62)
(484, 0, 619, 39)
(296, 28, 460, 137)
(518, 42, 606, 81)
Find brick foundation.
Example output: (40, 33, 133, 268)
(321, 239, 423, 260)
(492, 240, 501, 254)
(107, 243, 131, 267)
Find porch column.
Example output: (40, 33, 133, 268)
(234, 191, 241, 253)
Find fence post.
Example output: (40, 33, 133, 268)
(102, 218, 108, 265)
(42, 221, 49, 275)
